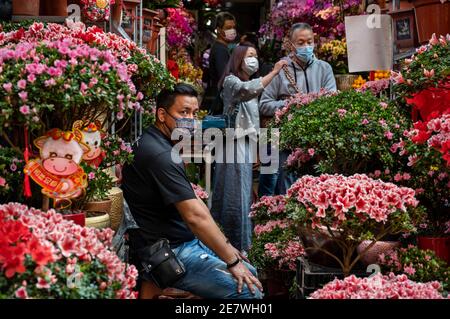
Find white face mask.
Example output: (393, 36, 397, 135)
(243, 57, 259, 75)
(224, 29, 237, 42)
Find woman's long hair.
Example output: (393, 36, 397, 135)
(218, 43, 257, 89)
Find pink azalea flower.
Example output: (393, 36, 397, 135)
(19, 105, 30, 115)
(17, 80, 27, 90)
(423, 69, 435, 78)
(0, 176, 6, 187)
(403, 265, 416, 276)
(15, 287, 28, 299)
(18, 91, 28, 101)
(384, 131, 393, 140)
(3, 82, 12, 92)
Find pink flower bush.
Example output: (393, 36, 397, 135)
(254, 219, 291, 237)
(0, 202, 138, 299)
(264, 239, 304, 271)
(0, 22, 174, 132)
(274, 89, 335, 124)
(286, 148, 315, 169)
(377, 245, 450, 290)
(286, 174, 424, 275)
(166, 7, 196, 48)
(287, 174, 419, 223)
(259, 0, 360, 41)
(309, 273, 447, 299)
(357, 78, 390, 96)
(249, 195, 287, 221)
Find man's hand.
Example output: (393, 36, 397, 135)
(228, 262, 263, 295)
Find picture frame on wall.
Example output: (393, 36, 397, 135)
(390, 8, 418, 52)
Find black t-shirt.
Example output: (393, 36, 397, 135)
(209, 41, 230, 90)
(122, 125, 196, 249)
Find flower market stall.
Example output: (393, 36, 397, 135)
(0, 0, 449, 302)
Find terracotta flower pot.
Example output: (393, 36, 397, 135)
(13, 0, 40, 16)
(357, 240, 400, 266)
(418, 236, 450, 265)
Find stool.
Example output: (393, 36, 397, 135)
(139, 281, 201, 299)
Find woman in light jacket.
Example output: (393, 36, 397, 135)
(211, 43, 287, 253)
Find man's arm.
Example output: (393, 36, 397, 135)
(175, 199, 262, 294)
(322, 62, 337, 92)
(259, 74, 285, 116)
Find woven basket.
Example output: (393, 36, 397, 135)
(108, 187, 124, 231)
(335, 74, 358, 91)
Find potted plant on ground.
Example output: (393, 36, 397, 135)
(392, 33, 450, 122)
(274, 90, 412, 177)
(248, 195, 305, 298)
(285, 174, 424, 276)
(0, 202, 138, 299)
(309, 273, 446, 299)
(377, 245, 449, 291)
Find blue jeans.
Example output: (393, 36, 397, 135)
(171, 239, 263, 299)
(259, 149, 297, 196)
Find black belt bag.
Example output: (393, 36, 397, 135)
(137, 238, 186, 289)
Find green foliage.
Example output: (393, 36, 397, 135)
(379, 246, 450, 292)
(278, 90, 411, 175)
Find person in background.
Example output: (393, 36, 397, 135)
(239, 32, 258, 48)
(207, 12, 237, 114)
(259, 22, 337, 196)
(211, 44, 288, 254)
(122, 83, 263, 299)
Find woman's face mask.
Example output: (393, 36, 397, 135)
(242, 57, 259, 76)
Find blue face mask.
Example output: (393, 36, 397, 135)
(166, 112, 198, 135)
(295, 45, 314, 63)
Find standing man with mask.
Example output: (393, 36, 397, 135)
(122, 83, 263, 299)
(259, 23, 337, 196)
(207, 12, 237, 114)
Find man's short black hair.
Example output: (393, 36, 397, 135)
(215, 12, 235, 29)
(156, 83, 198, 111)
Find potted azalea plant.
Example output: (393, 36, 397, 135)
(274, 90, 412, 176)
(0, 145, 24, 203)
(309, 273, 446, 299)
(285, 174, 424, 276)
(72, 134, 134, 229)
(0, 202, 138, 299)
(392, 33, 450, 122)
(390, 114, 450, 263)
(0, 21, 173, 213)
(248, 195, 304, 298)
(377, 245, 450, 291)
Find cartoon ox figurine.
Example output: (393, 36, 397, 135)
(72, 120, 106, 168)
(24, 128, 89, 201)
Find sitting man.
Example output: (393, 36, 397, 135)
(122, 83, 263, 299)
